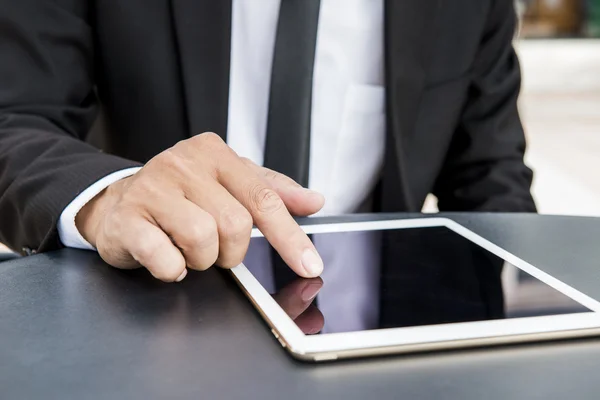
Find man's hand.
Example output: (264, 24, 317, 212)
(76, 133, 325, 282)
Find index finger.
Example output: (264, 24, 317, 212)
(217, 157, 323, 278)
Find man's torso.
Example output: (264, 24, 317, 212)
(89, 0, 490, 211)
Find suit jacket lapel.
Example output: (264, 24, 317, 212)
(382, 0, 441, 211)
(170, 0, 232, 141)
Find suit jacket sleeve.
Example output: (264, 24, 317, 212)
(432, 0, 536, 212)
(0, 1, 141, 254)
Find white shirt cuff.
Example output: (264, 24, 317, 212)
(57, 167, 142, 250)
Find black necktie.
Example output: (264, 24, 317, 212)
(263, 0, 321, 289)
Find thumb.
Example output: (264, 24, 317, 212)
(256, 166, 325, 216)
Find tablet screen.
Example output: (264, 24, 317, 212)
(242, 226, 591, 335)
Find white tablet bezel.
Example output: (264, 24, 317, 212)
(230, 218, 600, 361)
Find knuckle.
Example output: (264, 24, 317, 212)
(128, 178, 161, 200)
(219, 207, 253, 241)
(262, 168, 280, 181)
(156, 150, 187, 174)
(181, 218, 218, 250)
(249, 185, 284, 215)
(132, 237, 160, 265)
(193, 132, 224, 147)
(263, 168, 301, 187)
(187, 133, 228, 172)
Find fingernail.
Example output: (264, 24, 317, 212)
(301, 282, 322, 302)
(301, 249, 323, 277)
(292, 186, 320, 195)
(176, 269, 188, 282)
(302, 188, 324, 198)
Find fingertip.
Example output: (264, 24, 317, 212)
(300, 248, 324, 277)
(136, 233, 187, 283)
(297, 187, 324, 202)
(305, 189, 325, 212)
(300, 281, 322, 302)
(175, 268, 188, 282)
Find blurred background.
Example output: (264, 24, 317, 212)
(423, 0, 600, 216)
(516, 0, 600, 217)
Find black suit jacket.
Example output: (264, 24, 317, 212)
(0, 0, 535, 254)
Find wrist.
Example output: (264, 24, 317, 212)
(75, 179, 124, 247)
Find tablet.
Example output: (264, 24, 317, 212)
(230, 218, 600, 362)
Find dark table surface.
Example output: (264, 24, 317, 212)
(2, 213, 600, 400)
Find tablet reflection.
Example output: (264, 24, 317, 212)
(273, 277, 325, 335)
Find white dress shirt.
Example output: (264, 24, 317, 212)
(58, 0, 386, 330)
